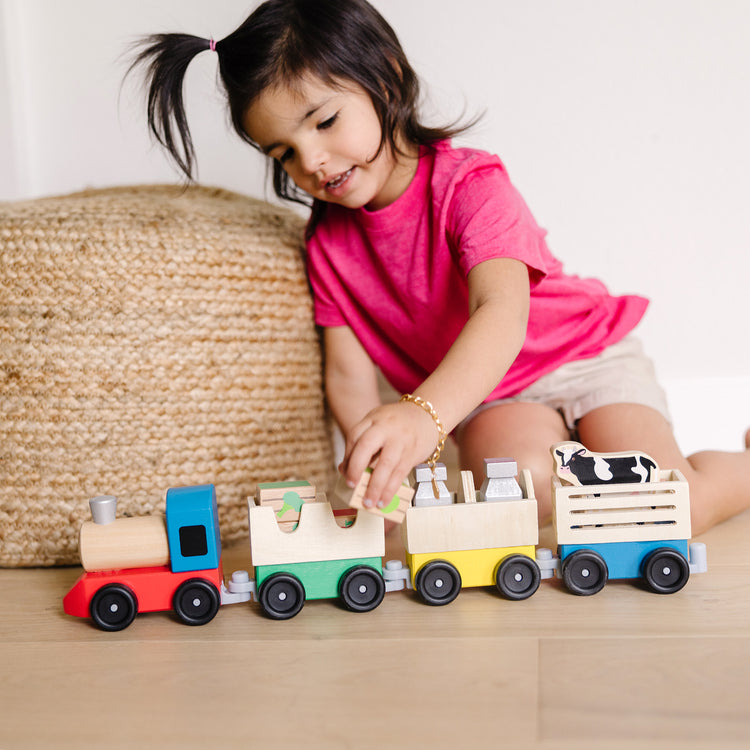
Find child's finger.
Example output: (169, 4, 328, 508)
(362, 449, 409, 510)
(344, 427, 385, 488)
(341, 419, 369, 460)
(339, 418, 374, 475)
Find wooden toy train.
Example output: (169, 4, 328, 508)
(63, 442, 707, 630)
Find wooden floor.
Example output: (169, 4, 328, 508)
(2, 508, 750, 749)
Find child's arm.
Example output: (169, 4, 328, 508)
(324, 325, 382, 441)
(339, 256, 530, 507)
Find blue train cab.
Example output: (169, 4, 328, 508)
(165, 484, 222, 573)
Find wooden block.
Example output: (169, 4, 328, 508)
(255, 480, 317, 504)
(79, 515, 170, 572)
(551, 469, 692, 545)
(254, 480, 321, 525)
(248, 499, 385, 567)
(458, 470, 478, 503)
(340, 469, 415, 523)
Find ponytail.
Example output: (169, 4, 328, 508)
(127, 33, 214, 180)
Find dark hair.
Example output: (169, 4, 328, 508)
(128, 0, 473, 209)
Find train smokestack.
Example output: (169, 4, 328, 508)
(89, 496, 117, 525)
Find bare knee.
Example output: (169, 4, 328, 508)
(456, 402, 568, 525)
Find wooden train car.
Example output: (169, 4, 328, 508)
(248, 496, 389, 619)
(402, 461, 550, 605)
(550, 442, 707, 595)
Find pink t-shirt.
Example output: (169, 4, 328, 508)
(307, 140, 648, 401)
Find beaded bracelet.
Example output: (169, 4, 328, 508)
(399, 393, 448, 471)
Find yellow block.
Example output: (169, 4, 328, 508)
(407, 545, 537, 589)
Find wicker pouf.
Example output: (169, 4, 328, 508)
(0, 185, 334, 566)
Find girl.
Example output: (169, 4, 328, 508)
(130, 0, 750, 534)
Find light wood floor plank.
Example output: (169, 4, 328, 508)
(0, 638, 539, 749)
(539, 636, 750, 742)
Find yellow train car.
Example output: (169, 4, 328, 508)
(403, 466, 546, 605)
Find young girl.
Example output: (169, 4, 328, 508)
(130, 0, 750, 534)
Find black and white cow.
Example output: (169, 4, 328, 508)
(552, 441, 659, 486)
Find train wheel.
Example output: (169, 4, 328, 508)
(173, 579, 221, 626)
(339, 566, 386, 613)
(495, 554, 541, 600)
(642, 548, 690, 594)
(415, 561, 461, 606)
(562, 550, 608, 596)
(90, 584, 137, 631)
(258, 573, 305, 620)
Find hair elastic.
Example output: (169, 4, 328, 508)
(208, 38, 217, 52)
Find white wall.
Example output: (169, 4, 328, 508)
(0, 0, 22, 197)
(2, 0, 749, 454)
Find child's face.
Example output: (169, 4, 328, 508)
(244, 75, 416, 211)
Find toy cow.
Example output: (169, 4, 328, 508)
(551, 441, 658, 486)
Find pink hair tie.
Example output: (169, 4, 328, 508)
(209, 38, 217, 52)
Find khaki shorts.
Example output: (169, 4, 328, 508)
(459, 336, 671, 434)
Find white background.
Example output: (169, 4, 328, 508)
(1, 0, 748, 454)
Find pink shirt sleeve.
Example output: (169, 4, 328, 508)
(446, 163, 553, 287)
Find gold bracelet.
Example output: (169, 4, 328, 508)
(399, 393, 448, 470)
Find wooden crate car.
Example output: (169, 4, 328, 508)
(552, 460, 707, 595)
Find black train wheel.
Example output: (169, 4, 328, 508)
(495, 554, 541, 600)
(415, 560, 462, 606)
(173, 579, 221, 625)
(258, 573, 305, 620)
(90, 584, 138, 631)
(339, 566, 386, 612)
(642, 548, 690, 594)
(562, 549, 608, 596)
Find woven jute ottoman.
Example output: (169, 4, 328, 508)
(0, 185, 335, 566)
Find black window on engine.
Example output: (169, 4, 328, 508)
(179, 525, 208, 557)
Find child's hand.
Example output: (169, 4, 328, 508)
(339, 400, 441, 509)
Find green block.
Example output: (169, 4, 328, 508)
(256, 557, 382, 600)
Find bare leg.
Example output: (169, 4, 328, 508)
(577, 404, 750, 535)
(457, 402, 569, 524)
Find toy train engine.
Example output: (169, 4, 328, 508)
(63, 485, 225, 631)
